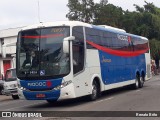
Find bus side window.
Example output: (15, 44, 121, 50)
(72, 26, 84, 74)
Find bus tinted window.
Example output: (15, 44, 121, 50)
(102, 31, 113, 48)
(73, 26, 85, 74)
(132, 38, 148, 51)
(85, 27, 148, 52)
(86, 28, 102, 49)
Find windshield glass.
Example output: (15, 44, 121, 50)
(17, 27, 70, 80)
(5, 69, 17, 81)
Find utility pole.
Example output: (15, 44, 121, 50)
(38, 0, 40, 23)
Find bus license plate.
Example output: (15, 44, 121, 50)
(36, 93, 46, 98)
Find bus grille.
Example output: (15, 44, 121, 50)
(27, 88, 53, 91)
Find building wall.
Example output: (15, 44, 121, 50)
(0, 27, 23, 78)
(3, 37, 17, 54)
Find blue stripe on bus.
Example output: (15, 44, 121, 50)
(98, 50, 146, 84)
(20, 78, 63, 100)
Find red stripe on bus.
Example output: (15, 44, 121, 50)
(86, 40, 149, 57)
(22, 34, 63, 39)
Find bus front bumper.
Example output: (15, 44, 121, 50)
(17, 83, 76, 100)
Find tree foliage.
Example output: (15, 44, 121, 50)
(66, 0, 95, 23)
(150, 39, 160, 59)
(94, 3, 123, 27)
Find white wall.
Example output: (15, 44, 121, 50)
(0, 27, 22, 55)
(4, 37, 17, 54)
(0, 27, 22, 38)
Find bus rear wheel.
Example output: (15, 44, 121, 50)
(139, 76, 144, 88)
(89, 81, 99, 101)
(132, 74, 144, 89)
(132, 75, 140, 89)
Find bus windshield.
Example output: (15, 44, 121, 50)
(17, 27, 70, 80)
(5, 69, 17, 81)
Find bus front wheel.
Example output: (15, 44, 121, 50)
(89, 81, 99, 101)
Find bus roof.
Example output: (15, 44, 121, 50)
(21, 21, 92, 31)
(21, 21, 148, 41)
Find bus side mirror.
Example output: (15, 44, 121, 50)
(2, 45, 6, 58)
(63, 36, 75, 54)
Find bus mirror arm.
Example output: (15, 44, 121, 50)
(63, 36, 75, 54)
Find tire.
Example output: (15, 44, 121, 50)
(139, 76, 144, 88)
(12, 95, 19, 100)
(0, 86, 3, 95)
(46, 99, 57, 104)
(0, 91, 2, 95)
(132, 75, 140, 89)
(0, 89, 3, 95)
(89, 81, 99, 101)
(1, 89, 4, 95)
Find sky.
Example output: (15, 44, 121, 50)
(0, 0, 160, 30)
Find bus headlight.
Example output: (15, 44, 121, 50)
(53, 80, 72, 91)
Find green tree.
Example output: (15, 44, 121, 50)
(94, 3, 123, 27)
(100, 0, 108, 6)
(66, 0, 95, 23)
(121, 11, 138, 34)
(131, 2, 160, 40)
(144, 1, 157, 14)
(150, 39, 160, 58)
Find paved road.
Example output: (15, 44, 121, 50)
(0, 75, 160, 120)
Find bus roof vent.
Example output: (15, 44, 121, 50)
(98, 25, 126, 33)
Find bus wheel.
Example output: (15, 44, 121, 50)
(139, 76, 144, 88)
(132, 75, 140, 89)
(46, 99, 57, 104)
(90, 81, 99, 101)
(12, 95, 19, 100)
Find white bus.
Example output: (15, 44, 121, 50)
(16, 21, 151, 103)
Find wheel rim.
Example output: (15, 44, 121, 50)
(141, 77, 144, 83)
(136, 78, 139, 88)
(92, 83, 97, 99)
(140, 77, 144, 87)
